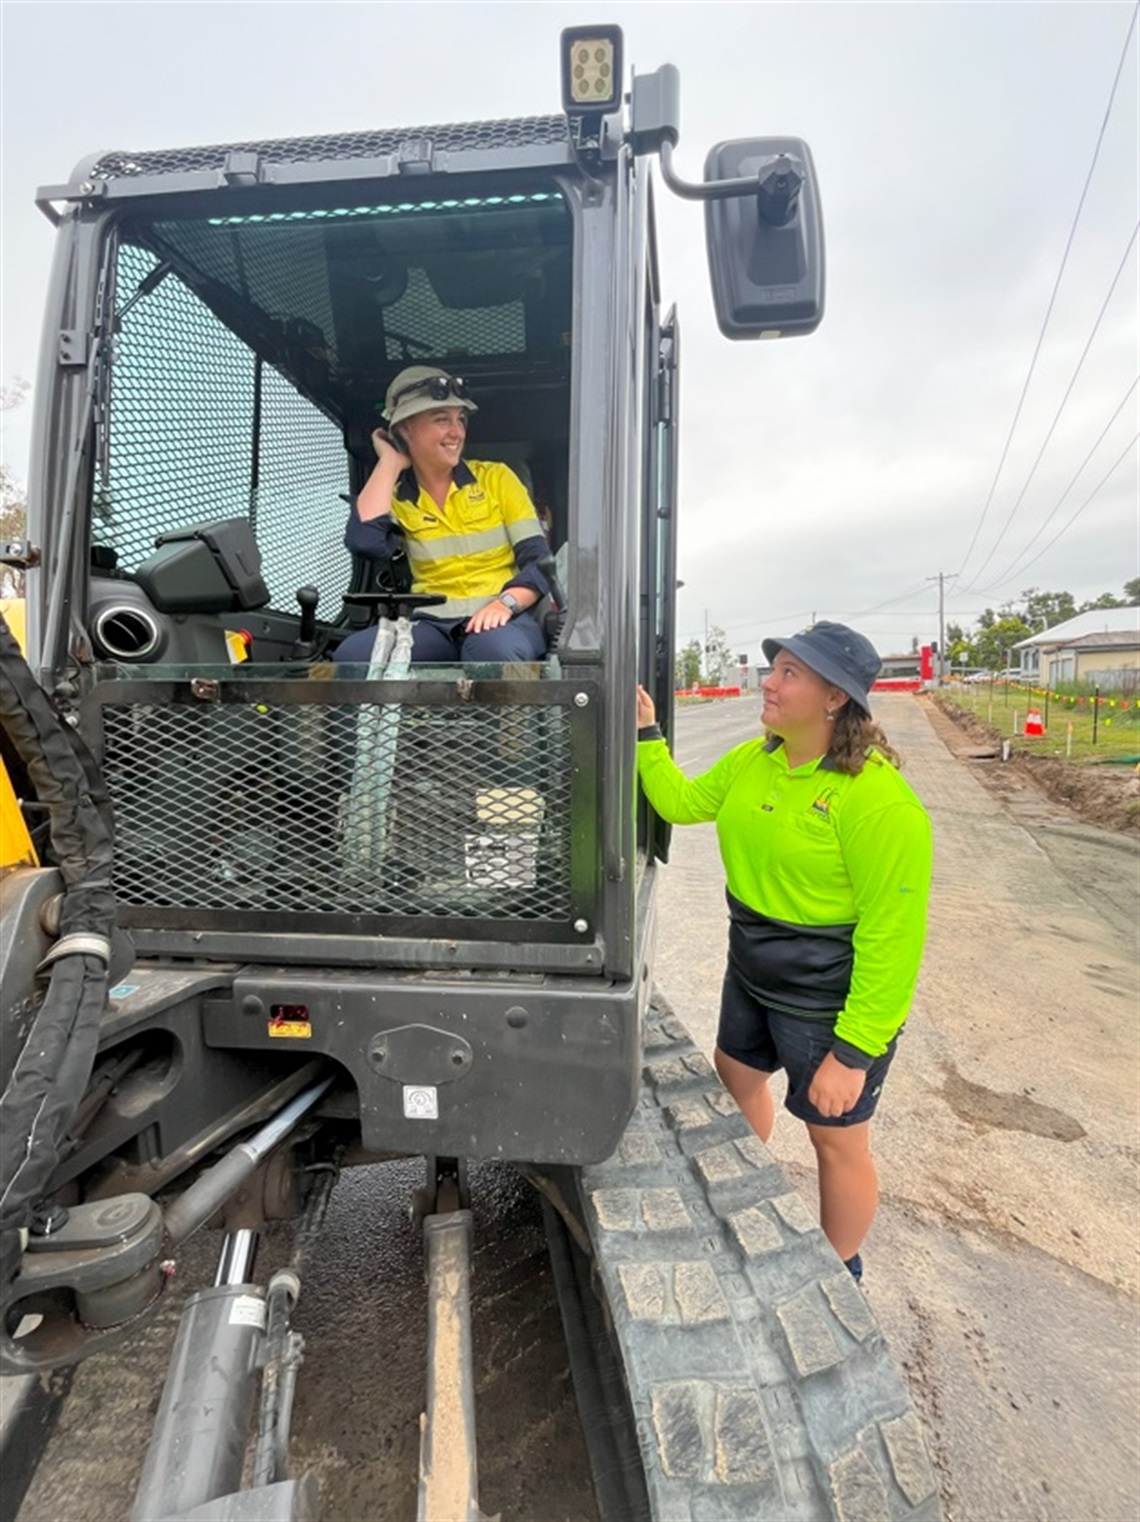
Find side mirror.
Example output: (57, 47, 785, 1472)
(703, 137, 825, 339)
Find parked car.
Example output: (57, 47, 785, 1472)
(964, 667, 1022, 683)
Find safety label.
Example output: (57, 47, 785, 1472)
(228, 1295, 267, 1329)
(404, 1085, 439, 1120)
(268, 1020, 312, 1039)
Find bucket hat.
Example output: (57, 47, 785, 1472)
(761, 621, 882, 716)
(383, 366, 478, 430)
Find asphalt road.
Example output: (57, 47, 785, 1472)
(654, 692, 1140, 1522)
(15, 691, 1139, 1522)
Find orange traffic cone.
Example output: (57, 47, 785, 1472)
(1024, 708, 1045, 737)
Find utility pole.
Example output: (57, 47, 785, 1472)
(703, 608, 709, 683)
(927, 573, 948, 685)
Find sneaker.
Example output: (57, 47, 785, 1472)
(844, 1252, 863, 1284)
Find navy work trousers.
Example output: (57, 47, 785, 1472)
(335, 612, 546, 665)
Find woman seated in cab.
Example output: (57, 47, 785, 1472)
(336, 366, 550, 663)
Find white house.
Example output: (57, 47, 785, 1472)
(1013, 607, 1140, 691)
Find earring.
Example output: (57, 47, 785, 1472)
(825, 711, 835, 722)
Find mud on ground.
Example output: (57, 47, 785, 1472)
(930, 694, 1140, 834)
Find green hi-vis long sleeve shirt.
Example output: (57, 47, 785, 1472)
(638, 735, 932, 1065)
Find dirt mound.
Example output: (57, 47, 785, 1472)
(930, 695, 1140, 834)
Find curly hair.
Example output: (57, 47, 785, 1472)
(826, 703, 902, 775)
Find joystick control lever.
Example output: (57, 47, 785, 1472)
(291, 585, 320, 659)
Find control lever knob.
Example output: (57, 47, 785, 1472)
(291, 584, 320, 659)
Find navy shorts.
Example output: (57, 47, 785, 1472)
(717, 962, 896, 1127)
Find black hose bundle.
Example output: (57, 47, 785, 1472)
(0, 612, 117, 1239)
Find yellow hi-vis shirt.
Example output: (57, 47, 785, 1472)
(392, 461, 545, 620)
(638, 734, 932, 1064)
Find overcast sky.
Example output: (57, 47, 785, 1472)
(2, 2, 1137, 657)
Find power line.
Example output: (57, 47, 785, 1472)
(960, 221, 1140, 590)
(951, 0, 1139, 584)
(848, 581, 941, 617)
(976, 430, 1138, 587)
(695, 583, 936, 644)
(970, 374, 1139, 595)
(678, 606, 978, 647)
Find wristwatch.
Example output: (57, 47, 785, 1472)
(499, 591, 521, 617)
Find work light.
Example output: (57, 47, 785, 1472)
(561, 26, 623, 117)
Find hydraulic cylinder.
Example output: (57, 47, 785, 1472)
(130, 1276, 265, 1521)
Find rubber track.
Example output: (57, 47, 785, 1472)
(578, 994, 943, 1522)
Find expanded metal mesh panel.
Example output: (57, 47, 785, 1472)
(146, 194, 571, 380)
(92, 679, 592, 935)
(104, 243, 350, 612)
(90, 118, 569, 180)
(152, 216, 339, 373)
(383, 267, 525, 361)
(255, 366, 349, 608)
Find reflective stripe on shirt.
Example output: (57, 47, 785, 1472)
(392, 459, 544, 619)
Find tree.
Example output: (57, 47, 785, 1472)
(954, 581, 1137, 673)
(702, 625, 734, 685)
(945, 623, 971, 667)
(675, 639, 702, 690)
(0, 466, 27, 597)
(1021, 588, 1077, 630)
(0, 379, 30, 597)
(970, 615, 1031, 673)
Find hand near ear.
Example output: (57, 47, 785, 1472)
(372, 428, 411, 471)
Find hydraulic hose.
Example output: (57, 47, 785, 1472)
(0, 612, 117, 1238)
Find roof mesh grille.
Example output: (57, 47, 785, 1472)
(90, 116, 569, 181)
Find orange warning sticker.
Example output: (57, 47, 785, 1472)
(268, 1020, 312, 1039)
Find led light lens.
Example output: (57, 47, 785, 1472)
(570, 38, 616, 104)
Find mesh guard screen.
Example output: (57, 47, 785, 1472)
(86, 673, 598, 943)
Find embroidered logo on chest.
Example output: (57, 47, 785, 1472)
(808, 786, 837, 822)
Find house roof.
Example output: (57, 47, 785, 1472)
(1013, 606, 1139, 649)
(1061, 629, 1140, 652)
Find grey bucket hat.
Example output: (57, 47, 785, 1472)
(761, 621, 882, 716)
(383, 366, 478, 430)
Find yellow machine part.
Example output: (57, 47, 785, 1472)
(0, 598, 38, 869)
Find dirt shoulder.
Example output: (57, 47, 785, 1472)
(930, 692, 1140, 834)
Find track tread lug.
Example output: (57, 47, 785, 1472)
(577, 993, 942, 1521)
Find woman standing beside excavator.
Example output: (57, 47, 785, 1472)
(636, 621, 932, 1283)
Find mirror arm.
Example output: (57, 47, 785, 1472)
(658, 140, 760, 203)
(659, 141, 805, 228)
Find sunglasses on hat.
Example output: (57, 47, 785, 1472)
(391, 374, 470, 408)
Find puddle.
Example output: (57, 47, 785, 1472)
(940, 1064, 1087, 1142)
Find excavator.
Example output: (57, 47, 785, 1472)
(0, 25, 938, 1521)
